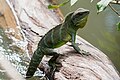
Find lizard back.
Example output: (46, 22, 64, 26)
(39, 24, 71, 48)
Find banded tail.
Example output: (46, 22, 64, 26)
(26, 48, 44, 78)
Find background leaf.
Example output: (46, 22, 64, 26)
(91, 0, 94, 2)
(71, 0, 78, 6)
(48, 0, 69, 9)
(117, 22, 120, 31)
(48, 5, 59, 9)
(97, 0, 113, 13)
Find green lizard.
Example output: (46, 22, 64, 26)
(26, 8, 90, 79)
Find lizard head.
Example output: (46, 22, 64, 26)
(71, 8, 89, 28)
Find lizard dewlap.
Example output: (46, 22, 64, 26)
(26, 8, 89, 79)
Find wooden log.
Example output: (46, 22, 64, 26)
(53, 36, 120, 80)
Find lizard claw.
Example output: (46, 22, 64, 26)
(79, 50, 90, 56)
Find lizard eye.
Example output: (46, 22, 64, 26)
(78, 13, 83, 15)
(72, 13, 83, 21)
(77, 12, 86, 17)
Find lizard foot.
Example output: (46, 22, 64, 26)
(79, 50, 90, 56)
(45, 66, 54, 80)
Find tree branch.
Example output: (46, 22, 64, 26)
(108, 4, 120, 17)
(110, 1, 120, 5)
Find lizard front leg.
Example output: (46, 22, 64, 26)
(70, 33, 89, 56)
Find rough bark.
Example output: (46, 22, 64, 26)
(1, 0, 120, 80)
(0, 53, 25, 80)
(0, 0, 22, 39)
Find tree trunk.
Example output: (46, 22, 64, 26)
(0, 0, 120, 80)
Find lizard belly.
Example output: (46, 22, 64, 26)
(53, 34, 71, 48)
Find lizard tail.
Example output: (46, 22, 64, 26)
(26, 48, 44, 78)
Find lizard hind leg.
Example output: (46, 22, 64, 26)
(44, 49, 61, 80)
(47, 54, 60, 80)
